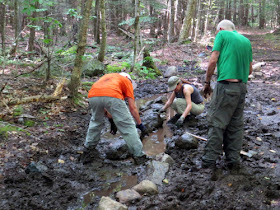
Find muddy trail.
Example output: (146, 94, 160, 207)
(0, 31, 280, 209)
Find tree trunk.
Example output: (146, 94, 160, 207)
(217, 0, 225, 23)
(149, 5, 156, 37)
(0, 2, 6, 55)
(9, 0, 19, 56)
(233, 0, 237, 24)
(239, 0, 245, 25)
(94, 0, 100, 44)
(131, 0, 140, 72)
(204, 0, 211, 36)
(277, 0, 280, 27)
(68, 0, 94, 98)
(168, 0, 175, 43)
(259, 0, 265, 29)
(244, 0, 249, 26)
(179, 0, 197, 42)
(97, 0, 107, 62)
(225, 0, 232, 20)
(28, 2, 39, 53)
(194, 0, 201, 42)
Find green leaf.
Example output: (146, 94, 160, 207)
(43, 39, 53, 44)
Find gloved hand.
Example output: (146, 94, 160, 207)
(157, 108, 165, 115)
(136, 123, 149, 138)
(109, 118, 117, 135)
(176, 116, 185, 127)
(203, 83, 213, 98)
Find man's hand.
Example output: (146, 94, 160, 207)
(203, 83, 212, 98)
(109, 118, 117, 135)
(136, 123, 149, 138)
(176, 116, 185, 127)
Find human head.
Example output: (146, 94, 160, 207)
(216, 19, 235, 32)
(168, 76, 181, 91)
(119, 72, 137, 89)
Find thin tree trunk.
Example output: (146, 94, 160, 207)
(259, 0, 265, 28)
(244, 0, 249, 26)
(194, 0, 201, 42)
(94, 0, 100, 44)
(131, 0, 140, 72)
(97, 0, 107, 62)
(28, 2, 39, 53)
(277, 0, 280, 27)
(239, 0, 244, 25)
(68, 0, 94, 98)
(179, 0, 197, 42)
(0, 3, 6, 55)
(204, 0, 211, 36)
(9, 0, 19, 56)
(225, 0, 232, 20)
(233, 0, 237, 24)
(168, 0, 175, 43)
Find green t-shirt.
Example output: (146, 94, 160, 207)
(213, 30, 252, 83)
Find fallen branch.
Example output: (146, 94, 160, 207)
(7, 95, 60, 106)
(15, 59, 47, 78)
(118, 27, 135, 39)
(184, 131, 253, 157)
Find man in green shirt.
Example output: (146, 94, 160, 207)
(202, 20, 253, 172)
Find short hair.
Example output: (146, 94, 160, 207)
(217, 19, 235, 31)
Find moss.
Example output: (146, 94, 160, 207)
(13, 106, 24, 117)
(106, 62, 131, 73)
(24, 120, 35, 127)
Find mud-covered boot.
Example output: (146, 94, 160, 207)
(133, 155, 150, 165)
(228, 164, 252, 176)
(79, 146, 99, 164)
(167, 114, 181, 124)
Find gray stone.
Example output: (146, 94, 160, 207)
(175, 133, 198, 149)
(116, 189, 141, 203)
(105, 139, 130, 160)
(83, 59, 105, 77)
(132, 180, 158, 195)
(147, 160, 169, 185)
(141, 109, 164, 133)
(163, 66, 178, 78)
(98, 196, 128, 210)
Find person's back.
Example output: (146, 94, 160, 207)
(214, 30, 252, 83)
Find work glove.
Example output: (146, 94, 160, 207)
(136, 123, 149, 138)
(109, 118, 117, 135)
(203, 83, 213, 98)
(157, 108, 165, 115)
(176, 116, 185, 127)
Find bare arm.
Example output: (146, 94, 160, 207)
(127, 97, 141, 125)
(161, 91, 176, 111)
(249, 62, 253, 75)
(181, 85, 193, 118)
(205, 51, 220, 82)
(180, 78, 192, 84)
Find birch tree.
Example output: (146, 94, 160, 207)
(179, 0, 197, 42)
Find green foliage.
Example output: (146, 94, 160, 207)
(57, 46, 78, 56)
(119, 16, 157, 27)
(81, 81, 94, 91)
(13, 106, 24, 117)
(24, 120, 35, 127)
(0, 125, 19, 139)
(134, 63, 156, 79)
(67, 8, 82, 19)
(106, 62, 131, 73)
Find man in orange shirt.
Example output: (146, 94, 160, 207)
(82, 72, 148, 164)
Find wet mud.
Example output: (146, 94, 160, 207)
(1, 34, 280, 209)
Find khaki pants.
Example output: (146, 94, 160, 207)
(85, 97, 144, 157)
(171, 98, 205, 115)
(202, 82, 247, 166)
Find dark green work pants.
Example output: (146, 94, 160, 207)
(202, 81, 247, 166)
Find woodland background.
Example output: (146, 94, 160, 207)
(0, 0, 279, 101)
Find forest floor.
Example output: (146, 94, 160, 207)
(0, 28, 280, 209)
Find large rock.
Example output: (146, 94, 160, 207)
(116, 189, 141, 203)
(83, 59, 105, 77)
(132, 180, 158, 195)
(141, 109, 164, 133)
(147, 160, 169, 185)
(105, 139, 130, 160)
(175, 133, 198, 149)
(163, 66, 178, 78)
(98, 196, 127, 210)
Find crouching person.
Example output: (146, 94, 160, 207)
(81, 72, 148, 164)
(158, 76, 205, 127)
